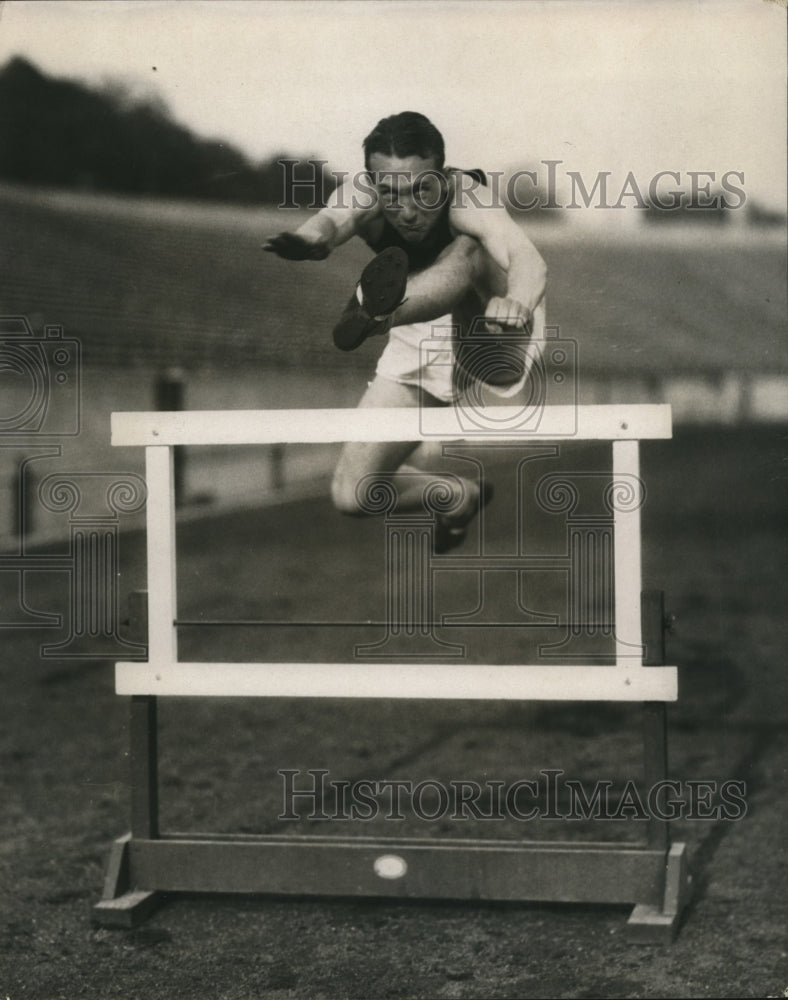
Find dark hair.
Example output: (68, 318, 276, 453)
(363, 112, 445, 170)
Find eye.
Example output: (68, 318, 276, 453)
(415, 178, 441, 206)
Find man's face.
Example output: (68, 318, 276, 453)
(367, 153, 447, 243)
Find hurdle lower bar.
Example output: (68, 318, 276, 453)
(96, 405, 690, 940)
(100, 833, 674, 905)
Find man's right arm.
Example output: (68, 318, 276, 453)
(264, 179, 377, 260)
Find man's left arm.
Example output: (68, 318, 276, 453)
(451, 198, 547, 329)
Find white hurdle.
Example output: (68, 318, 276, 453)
(111, 404, 676, 703)
(96, 404, 689, 941)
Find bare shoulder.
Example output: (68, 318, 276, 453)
(323, 175, 379, 217)
(321, 175, 382, 243)
(447, 171, 512, 240)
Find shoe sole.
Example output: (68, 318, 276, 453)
(359, 246, 409, 316)
(332, 247, 409, 352)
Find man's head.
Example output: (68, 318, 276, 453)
(363, 112, 448, 243)
(362, 112, 445, 171)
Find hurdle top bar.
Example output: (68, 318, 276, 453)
(112, 405, 672, 447)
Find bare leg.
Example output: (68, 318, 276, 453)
(388, 236, 481, 326)
(331, 375, 480, 519)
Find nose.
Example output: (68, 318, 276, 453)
(400, 198, 418, 223)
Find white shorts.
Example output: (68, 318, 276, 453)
(375, 303, 547, 404)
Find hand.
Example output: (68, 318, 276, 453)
(483, 296, 532, 333)
(262, 232, 330, 261)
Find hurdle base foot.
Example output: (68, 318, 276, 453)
(625, 903, 682, 944)
(93, 833, 166, 928)
(93, 889, 164, 928)
(625, 842, 691, 944)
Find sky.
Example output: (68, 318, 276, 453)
(0, 0, 785, 212)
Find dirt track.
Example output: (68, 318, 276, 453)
(1, 427, 786, 999)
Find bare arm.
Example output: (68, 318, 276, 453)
(450, 191, 547, 325)
(264, 179, 380, 259)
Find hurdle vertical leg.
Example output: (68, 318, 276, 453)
(93, 446, 176, 926)
(641, 590, 669, 852)
(626, 590, 691, 942)
(144, 444, 179, 667)
(130, 443, 177, 838)
(130, 696, 159, 838)
(612, 439, 644, 663)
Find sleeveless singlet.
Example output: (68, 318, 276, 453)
(363, 168, 487, 273)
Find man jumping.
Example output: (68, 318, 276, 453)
(264, 111, 547, 551)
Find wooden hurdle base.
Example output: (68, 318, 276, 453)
(94, 831, 690, 941)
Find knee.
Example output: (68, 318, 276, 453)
(331, 470, 365, 517)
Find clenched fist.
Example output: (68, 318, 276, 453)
(483, 296, 532, 333)
(263, 232, 330, 261)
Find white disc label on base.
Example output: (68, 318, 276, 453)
(374, 854, 408, 880)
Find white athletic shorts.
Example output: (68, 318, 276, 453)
(375, 302, 547, 404)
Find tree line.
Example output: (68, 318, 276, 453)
(0, 56, 336, 205)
